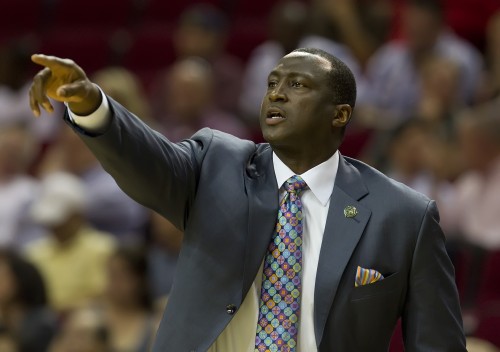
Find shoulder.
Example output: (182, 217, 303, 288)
(372, 41, 406, 58)
(79, 228, 116, 253)
(190, 128, 257, 159)
(345, 156, 432, 217)
(439, 31, 482, 61)
(24, 238, 53, 260)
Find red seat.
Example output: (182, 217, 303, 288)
(226, 19, 268, 62)
(139, 0, 220, 24)
(48, 0, 132, 29)
(122, 24, 175, 72)
(39, 29, 112, 74)
(389, 319, 405, 352)
(0, 0, 43, 36)
(476, 251, 500, 308)
(474, 312, 500, 348)
(229, 0, 281, 19)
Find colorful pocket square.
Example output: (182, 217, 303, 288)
(355, 266, 385, 287)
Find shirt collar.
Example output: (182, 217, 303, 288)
(272, 151, 340, 206)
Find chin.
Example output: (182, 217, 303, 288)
(261, 129, 280, 144)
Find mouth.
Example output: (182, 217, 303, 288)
(265, 108, 286, 125)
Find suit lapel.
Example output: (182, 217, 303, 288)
(242, 145, 279, 296)
(314, 156, 372, 345)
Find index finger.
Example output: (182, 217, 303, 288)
(31, 54, 74, 70)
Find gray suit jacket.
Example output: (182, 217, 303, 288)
(69, 98, 466, 351)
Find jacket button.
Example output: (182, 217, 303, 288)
(226, 304, 237, 315)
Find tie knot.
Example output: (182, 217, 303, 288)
(284, 175, 308, 194)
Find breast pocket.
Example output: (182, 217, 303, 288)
(350, 272, 401, 302)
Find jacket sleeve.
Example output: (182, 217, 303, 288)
(402, 200, 466, 351)
(64, 97, 213, 231)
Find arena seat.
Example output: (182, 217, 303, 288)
(0, 0, 44, 40)
(229, 0, 281, 19)
(476, 251, 500, 308)
(474, 312, 500, 348)
(39, 28, 113, 73)
(226, 19, 268, 61)
(122, 24, 175, 72)
(48, 0, 132, 29)
(389, 319, 404, 352)
(139, 0, 220, 24)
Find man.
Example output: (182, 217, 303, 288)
(360, 0, 483, 123)
(452, 100, 500, 249)
(26, 172, 116, 313)
(29, 48, 465, 351)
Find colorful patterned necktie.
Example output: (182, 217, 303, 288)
(255, 175, 308, 352)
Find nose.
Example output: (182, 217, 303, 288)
(268, 83, 287, 102)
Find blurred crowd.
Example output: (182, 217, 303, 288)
(1, 0, 500, 351)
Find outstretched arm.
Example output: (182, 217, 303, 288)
(29, 54, 209, 230)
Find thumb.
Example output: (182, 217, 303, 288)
(56, 81, 90, 102)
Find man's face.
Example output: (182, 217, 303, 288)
(458, 122, 494, 172)
(259, 53, 338, 150)
(174, 24, 221, 59)
(403, 5, 442, 53)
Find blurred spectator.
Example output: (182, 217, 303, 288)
(156, 57, 249, 141)
(360, 0, 483, 124)
(92, 67, 153, 125)
(312, 0, 394, 66)
(385, 119, 432, 193)
(0, 250, 57, 352)
(297, 0, 393, 104)
(25, 172, 116, 313)
(482, 11, 500, 100)
(467, 337, 500, 352)
(376, 118, 463, 234)
(0, 123, 42, 248)
(98, 248, 154, 352)
(419, 122, 464, 233)
(147, 212, 182, 300)
(298, 5, 366, 100)
(239, 0, 308, 126)
(449, 100, 500, 249)
(50, 309, 110, 352)
(38, 126, 148, 241)
(171, 3, 243, 113)
(418, 56, 462, 123)
(0, 329, 18, 352)
(0, 39, 61, 143)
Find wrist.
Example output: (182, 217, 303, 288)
(68, 83, 102, 116)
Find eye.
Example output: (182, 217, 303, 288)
(291, 81, 304, 88)
(268, 81, 278, 89)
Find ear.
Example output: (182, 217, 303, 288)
(332, 104, 352, 128)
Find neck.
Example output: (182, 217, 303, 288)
(273, 146, 337, 174)
(0, 302, 25, 329)
(108, 301, 144, 315)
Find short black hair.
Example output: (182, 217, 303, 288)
(292, 47, 357, 108)
(0, 250, 48, 308)
(408, 0, 444, 19)
(111, 247, 153, 311)
(179, 3, 228, 33)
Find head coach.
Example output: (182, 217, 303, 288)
(29, 47, 465, 351)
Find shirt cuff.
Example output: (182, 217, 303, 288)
(66, 88, 111, 133)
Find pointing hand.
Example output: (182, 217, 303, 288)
(29, 54, 101, 117)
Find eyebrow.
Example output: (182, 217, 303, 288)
(267, 70, 314, 80)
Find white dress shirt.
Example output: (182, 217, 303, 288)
(68, 93, 340, 351)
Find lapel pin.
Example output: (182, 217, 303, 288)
(344, 206, 358, 218)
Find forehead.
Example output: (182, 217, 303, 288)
(270, 52, 332, 78)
